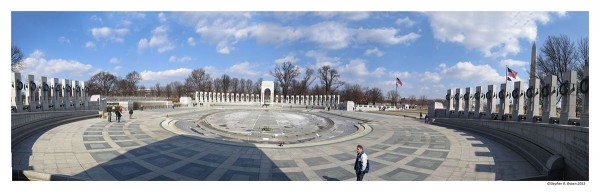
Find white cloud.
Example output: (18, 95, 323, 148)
(274, 55, 300, 64)
(314, 12, 370, 21)
(427, 12, 554, 57)
(109, 57, 120, 64)
(305, 50, 341, 68)
(187, 37, 196, 46)
(500, 59, 528, 67)
(91, 27, 129, 42)
(169, 56, 192, 63)
(90, 15, 102, 23)
(137, 39, 149, 51)
(249, 23, 302, 44)
(338, 59, 386, 77)
(421, 71, 441, 82)
(438, 61, 505, 84)
(342, 12, 370, 21)
(355, 28, 420, 45)
(138, 25, 175, 53)
(21, 50, 93, 78)
(57, 36, 70, 45)
(229, 62, 260, 76)
(395, 16, 415, 26)
(176, 12, 253, 54)
(305, 22, 351, 50)
(158, 12, 167, 23)
(85, 41, 96, 49)
(364, 47, 384, 57)
(140, 68, 192, 83)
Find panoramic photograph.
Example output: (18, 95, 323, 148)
(9, 9, 589, 189)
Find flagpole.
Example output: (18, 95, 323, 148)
(395, 76, 398, 107)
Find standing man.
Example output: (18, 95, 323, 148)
(354, 145, 369, 181)
(129, 108, 134, 119)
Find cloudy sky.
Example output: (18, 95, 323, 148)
(11, 11, 588, 98)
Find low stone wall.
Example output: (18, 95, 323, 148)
(433, 118, 588, 180)
(11, 111, 100, 147)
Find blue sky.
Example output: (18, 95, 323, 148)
(11, 11, 588, 98)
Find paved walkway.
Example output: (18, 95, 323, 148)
(12, 108, 540, 181)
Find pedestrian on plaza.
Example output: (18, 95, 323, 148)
(119, 105, 123, 112)
(424, 114, 429, 124)
(107, 108, 112, 122)
(354, 145, 369, 181)
(115, 108, 122, 123)
(420, 112, 422, 119)
(129, 108, 134, 119)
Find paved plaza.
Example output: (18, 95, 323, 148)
(12, 108, 540, 181)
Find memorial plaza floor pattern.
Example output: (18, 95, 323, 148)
(11, 109, 540, 181)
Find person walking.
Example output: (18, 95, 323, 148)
(129, 108, 134, 119)
(354, 145, 369, 181)
(107, 109, 112, 122)
(420, 112, 423, 119)
(424, 114, 429, 124)
(115, 108, 122, 123)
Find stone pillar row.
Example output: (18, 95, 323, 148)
(11, 72, 89, 113)
(193, 92, 340, 106)
(442, 70, 586, 126)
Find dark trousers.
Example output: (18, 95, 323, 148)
(356, 173, 365, 181)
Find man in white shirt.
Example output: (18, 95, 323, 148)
(354, 145, 368, 181)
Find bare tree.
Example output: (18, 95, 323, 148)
(364, 87, 383, 105)
(11, 46, 25, 72)
(125, 71, 142, 95)
(318, 65, 343, 95)
(576, 37, 589, 79)
(213, 77, 223, 92)
(239, 79, 247, 94)
(536, 35, 580, 85)
(169, 81, 185, 98)
(341, 83, 364, 104)
(298, 68, 315, 95)
(245, 79, 253, 94)
(418, 95, 427, 109)
(231, 78, 240, 94)
(254, 78, 262, 94)
(537, 34, 587, 107)
(386, 90, 400, 106)
(153, 83, 162, 97)
(87, 72, 118, 96)
(185, 68, 212, 92)
(408, 95, 417, 108)
(220, 74, 231, 93)
(165, 84, 172, 99)
(270, 61, 300, 98)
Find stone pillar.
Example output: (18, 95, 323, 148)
(81, 81, 89, 110)
(486, 85, 496, 119)
(581, 62, 589, 127)
(50, 78, 60, 111)
(542, 75, 557, 124)
(498, 83, 510, 118)
(11, 72, 24, 113)
(38, 76, 50, 111)
(474, 86, 483, 118)
(337, 95, 340, 104)
(511, 81, 524, 121)
(526, 78, 541, 122)
(454, 88, 462, 117)
(445, 89, 454, 117)
(61, 79, 70, 110)
(71, 80, 80, 110)
(463, 87, 471, 119)
(560, 70, 577, 125)
(25, 75, 38, 112)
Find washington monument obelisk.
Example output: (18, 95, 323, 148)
(530, 42, 536, 79)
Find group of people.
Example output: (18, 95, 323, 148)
(106, 105, 134, 123)
(420, 112, 430, 124)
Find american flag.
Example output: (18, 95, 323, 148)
(396, 77, 403, 86)
(507, 67, 518, 79)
